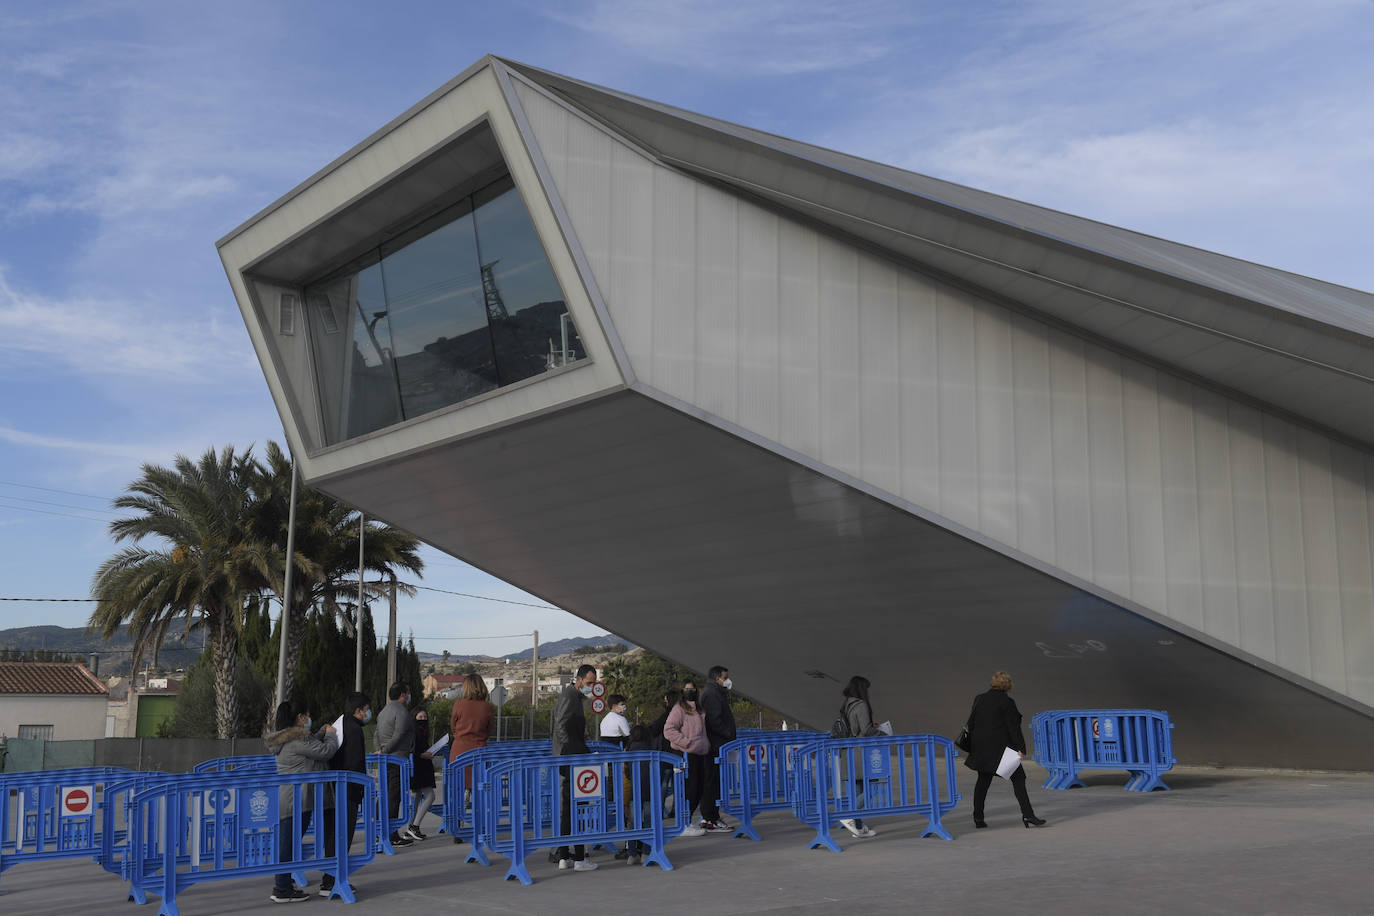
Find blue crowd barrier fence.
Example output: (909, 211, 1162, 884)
(0, 766, 140, 885)
(125, 769, 377, 916)
(443, 742, 625, 864)
(716, 731, 823, 840)
(1031, 709, 1175, 791)
(478, 750, 687, 885)
(100, 769, 180, 902)
(191, 755, 273, 774)
(366, 753, 413, 854)
(788, 735, 961, 852)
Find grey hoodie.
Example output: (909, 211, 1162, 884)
(266, 724, 338, 816)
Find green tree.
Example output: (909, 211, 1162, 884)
(250, 442, 424, 706)
(89, 446, 272, 738)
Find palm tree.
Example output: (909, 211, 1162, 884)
(252, 441, 424, 704)
(90, 446, 272, 738)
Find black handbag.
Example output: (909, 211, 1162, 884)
(955, 695, 982, 752)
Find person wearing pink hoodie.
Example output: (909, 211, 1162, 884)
(663, 685, 709, 837)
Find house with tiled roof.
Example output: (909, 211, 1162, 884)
(0, 662, 109, 741)
(421, 672, 467, 699)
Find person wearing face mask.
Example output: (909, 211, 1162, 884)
(405, 708, 438, 841)
(599, 694, 631, 749)
(551, 664, 598, 872)
(323, 691, 370, 899)
(698, 666, 737, 832)
(375, 682, 416, 849)
(266, 699, 338, 903)
(663, 682, 708, 837)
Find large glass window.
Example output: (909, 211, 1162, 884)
(303, 173, 585, 445)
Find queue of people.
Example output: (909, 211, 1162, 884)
(263, 663, 1045, 899)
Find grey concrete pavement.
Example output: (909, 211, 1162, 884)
(6, 764, 1374, 916)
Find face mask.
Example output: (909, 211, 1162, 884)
(304, 716, 312, 730)
(579, 685, 594, 697)
(683, 689, 698, 702)
(362, 709, 373, 724)
(722, 678, 733, 691)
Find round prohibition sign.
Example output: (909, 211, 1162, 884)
(576, 768, 600, 795)
(591, 682, 606, 698)
(63, 787, 91, 815)
(746, 745, 762, 764)
(591, 697, 606, 714)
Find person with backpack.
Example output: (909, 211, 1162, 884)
(830, 675, 884, 838)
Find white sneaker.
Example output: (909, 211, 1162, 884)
(573, 859, 598, 872)
(858, 825, 878, 838)
(558, 858, 573, 870)
(839, 818, 863, 838)
(679, 825, 706, 837)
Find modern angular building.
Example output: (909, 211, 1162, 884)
(219, 57, 1374, 769)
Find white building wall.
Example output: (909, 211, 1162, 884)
(0, 695, 109, 741)
(511, 78, 1374, 707)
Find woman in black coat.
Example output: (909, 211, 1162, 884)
(962, 671, 1046, 828)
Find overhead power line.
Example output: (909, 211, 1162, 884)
(0, 502, 111, 522)
(406, 583, 559, 610)
(0, 479, 114, 501)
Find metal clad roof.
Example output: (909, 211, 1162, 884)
(498, 58, 1374, 448)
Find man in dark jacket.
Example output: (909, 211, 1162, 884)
(374, 682, 415, 849)
(323, 691, 370, 898)
(551, 664, 598, 871)
(699, 665, 736, 831)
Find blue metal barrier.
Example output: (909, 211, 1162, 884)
(191, 755, 273, 774)
(1031, 709, 1175, 791)
(0, 766, 138, 885)
(103, 770, 184, 904)
(478, 751, 687, 885)
(788, 735, 961, 852)
(443, 741, 628, 863)
(717, 731, 823, 840)
(125, 769, 377, 916)
(366, 753, 413, 855)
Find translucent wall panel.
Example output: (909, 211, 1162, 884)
(514, 79, 1374, 707)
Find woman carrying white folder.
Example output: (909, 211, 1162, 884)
(963, 671, 1046, 829)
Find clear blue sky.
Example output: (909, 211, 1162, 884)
(2, 0, 1371, 657)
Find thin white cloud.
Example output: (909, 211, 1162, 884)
(542, 0, 909, 75)
(0, 425, 155, 461)
(0, 268, 256, 383)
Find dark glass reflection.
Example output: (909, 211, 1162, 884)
(473, 178, 586, 385)
(380, 207, 498, 417)
(304, 172, 585, 445)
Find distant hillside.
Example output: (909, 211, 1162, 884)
(0, 624, 204, 675)
(415, 634, 634, 664)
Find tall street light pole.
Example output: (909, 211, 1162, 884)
(355, 513, 365, 692)
(273, 456, 299, 709)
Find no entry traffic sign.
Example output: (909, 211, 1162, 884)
(62, 786, 93, 816)
(573, 765, 604, 798)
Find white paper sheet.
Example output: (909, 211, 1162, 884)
(331, 714, 344, 737)
(996, 746, 1022, 778)
(876, 720, 894, 736)
(426, 733, 450, 756)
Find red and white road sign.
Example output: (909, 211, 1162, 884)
(62, 786, 93, 816)
(1091, 718, 1100, 739)
(573, 765, 604, 798)
(591, 697, 606, 714)
(591, 682, 605, 698)
(746, 745, 763, 764)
